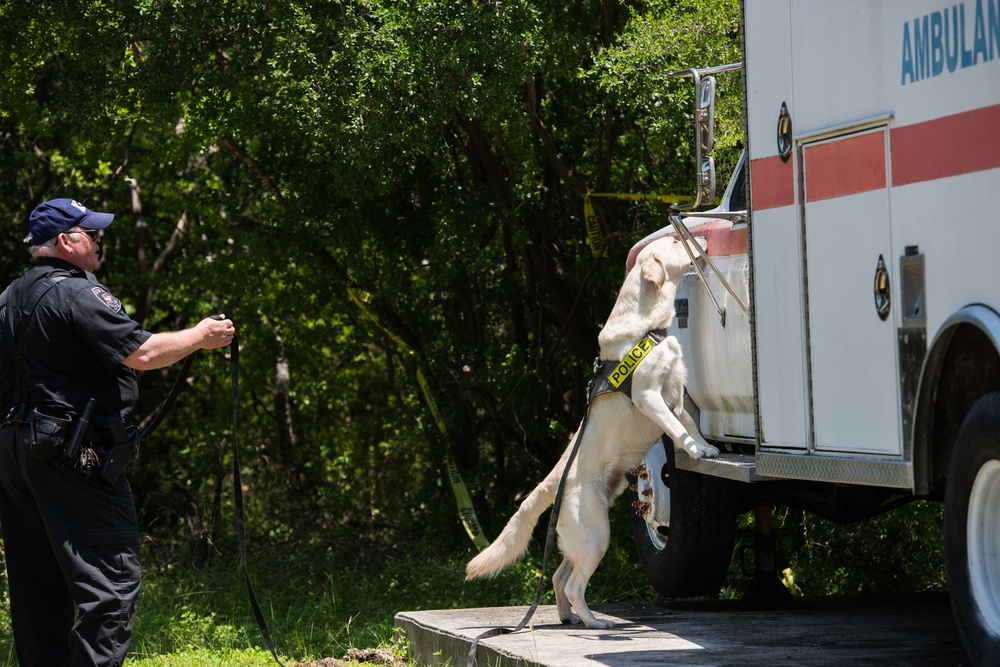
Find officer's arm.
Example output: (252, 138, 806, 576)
(122, 316, 235, 371)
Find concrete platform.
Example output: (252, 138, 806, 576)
(395, 594, 969, 666)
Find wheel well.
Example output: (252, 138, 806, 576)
(917, 322, 1000, 496)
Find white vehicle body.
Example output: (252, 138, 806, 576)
(746, 0, 999, 479)
(627, 3, 1000, 664)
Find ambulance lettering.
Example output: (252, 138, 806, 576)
(901, 0, 1000, 85)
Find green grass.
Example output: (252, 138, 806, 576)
(0, 498, 947, 666)
(0, 513, 651, 667)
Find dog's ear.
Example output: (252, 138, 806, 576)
(641, 253, 667, 290)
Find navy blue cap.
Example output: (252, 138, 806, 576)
(25, 198, 115, 245)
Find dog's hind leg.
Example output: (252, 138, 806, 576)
(552, 560, 578, 624)
(562, 559, 614, 629)
(559, 492, 615, 629)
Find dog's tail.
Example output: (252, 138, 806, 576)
(465, 442, 574, 580)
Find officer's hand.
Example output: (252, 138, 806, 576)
(197, 315, 236, 349)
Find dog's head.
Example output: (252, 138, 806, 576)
(636, 235, 706, 291)
(599, 234, 707, 350)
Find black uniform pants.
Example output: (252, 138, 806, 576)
(0, 423, 140, 667)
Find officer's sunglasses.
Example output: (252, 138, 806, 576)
(67, 229, 102, 243)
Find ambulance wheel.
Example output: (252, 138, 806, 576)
(628, 435, 737, 598)
(945, 392, 1000, 667)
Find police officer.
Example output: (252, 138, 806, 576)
(0, 198, 235, 666)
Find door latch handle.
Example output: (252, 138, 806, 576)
(874, 254, 891, 321)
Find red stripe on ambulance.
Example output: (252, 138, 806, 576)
(750, 154, 795, 210)
(891, 103, 1000, 186)
(750, 102, 1000, 208)
(804, 131, 886, 202)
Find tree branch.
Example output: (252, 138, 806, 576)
(525, 74, 588, 196)
(220, 135, 287, 208)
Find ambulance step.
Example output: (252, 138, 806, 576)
(674, 451, 766, 483)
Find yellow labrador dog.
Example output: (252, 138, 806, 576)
(466, 235, 718, 629)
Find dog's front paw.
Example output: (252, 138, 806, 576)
(699, 443, 721, 458)
(682, 437, 719, 459)
(585, 618, 615, 630)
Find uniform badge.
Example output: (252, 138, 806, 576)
(90, 286, 122, 313)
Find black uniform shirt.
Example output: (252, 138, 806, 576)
(0, 258, 151, 424)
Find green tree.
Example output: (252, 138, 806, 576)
(0, 0, 741, 557)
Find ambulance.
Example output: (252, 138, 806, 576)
(625, 2, 1000, 664)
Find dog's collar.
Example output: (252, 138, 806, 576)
(589, 329, 670, 401)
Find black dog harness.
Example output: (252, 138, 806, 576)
(589, 328, 670, 400)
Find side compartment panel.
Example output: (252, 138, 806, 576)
(803, 128, 902, 455)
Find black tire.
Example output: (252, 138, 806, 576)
(628, 435, 738, 598)
(945, 392, 1000, 667)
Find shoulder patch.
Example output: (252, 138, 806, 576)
(89, 286, 122, 313)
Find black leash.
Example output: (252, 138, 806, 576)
(139, 353, 197, 440)
(226, 333, 286, 667)
(465, 400, 594, 667)
(142, 324, 285, 666)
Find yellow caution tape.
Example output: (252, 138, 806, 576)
(582, 192, 699, 257)
(346, 285, 490, 549)
(583, 195, 603, 257)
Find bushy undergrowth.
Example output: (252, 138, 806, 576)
(779, 500, 947, 596)
(0, 497, 947, 666)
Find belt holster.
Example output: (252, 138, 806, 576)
(98, 418, 140, 486)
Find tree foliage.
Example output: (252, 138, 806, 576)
(2, 0, 745, 558)
(0, 0, 951, 607)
